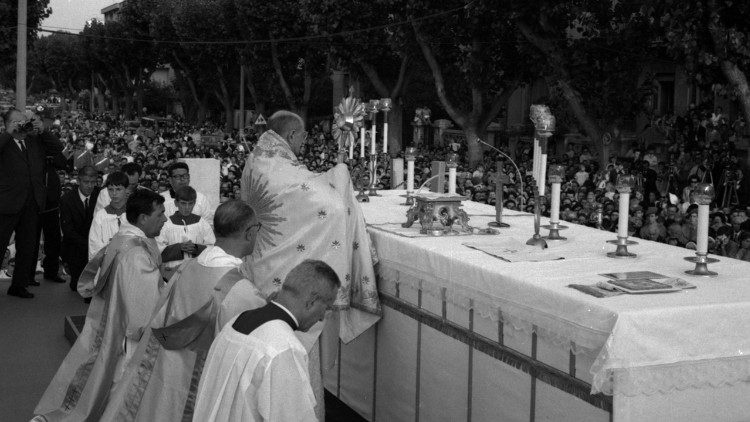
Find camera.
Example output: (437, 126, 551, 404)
(16, 120, 34, 133)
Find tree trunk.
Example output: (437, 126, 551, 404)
(555, 78, 605, 167)
(464, 125, 485, 166)
(388, 101, 404, 155)
(721, 60, 750, 129)
(124, 93, 133, 119)
(270, 42, 297, 111)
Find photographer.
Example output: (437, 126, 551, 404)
(0, 109, 63, 299)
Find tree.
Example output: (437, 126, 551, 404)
(0, 0, 51, 88)
(511, 0, 656, 166)
(651, 0, 750, 126)
(302, 0, 414, 154)
(29, 32, 87, 96)
(408, 0, 533, 166)
(234, 0, 329, 123)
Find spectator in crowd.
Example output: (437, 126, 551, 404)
(162, 162, 213, 221)
(0, 109, 63, 299)
(59, 166, 101, 292)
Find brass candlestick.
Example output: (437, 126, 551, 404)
(685, 183, 719, 276)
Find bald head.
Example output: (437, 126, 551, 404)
(268, 110, 305, 154)
(214, 200, 256, 238)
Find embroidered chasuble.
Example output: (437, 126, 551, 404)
(34, 225, 163, 422)
(98, 247, 238, 422)
(239, 129, 381, 343)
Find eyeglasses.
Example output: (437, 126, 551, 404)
(171, 173, 190, 180)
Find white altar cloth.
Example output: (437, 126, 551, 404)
(323, 190, 750, 422)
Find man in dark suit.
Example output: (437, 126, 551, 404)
(0, 109, 63, 298)
(29, 150, 68, 285)
(59, 166, 100, 292)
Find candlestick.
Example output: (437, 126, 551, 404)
(371, 121, 377, 155)
(446, 153, 457, 195)
(381, 98, 391, 154)
(542, 164, 567, 240)
(607, 174, 637, 258)
(403, 147, 417, 206)
(489, 165, 510, 228)
(685, 183, 718, 276)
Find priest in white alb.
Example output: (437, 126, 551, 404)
(98, 200, 258, 421)
(193, 260, 341, 422)
(33, 190, 167, 422)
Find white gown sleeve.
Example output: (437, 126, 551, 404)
(116, 247, 162, 342)
(94, 188, 109, 214)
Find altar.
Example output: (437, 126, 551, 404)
(320, 190, 750, 422)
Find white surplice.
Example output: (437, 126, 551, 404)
(161, 190, 213, 222)
(88, 208, 125, 260)
(156, 215, 216, 269)
(192, 316, 317, 422)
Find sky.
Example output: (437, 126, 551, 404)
(41, 0, 119, 33)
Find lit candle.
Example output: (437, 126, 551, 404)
(550, 182, 560, 223)
(406, 147, 416, 193)
(407, 160, 415, 192)
(360, 127, 365, 158)
(618, 192, 630, 238)
(371, 119, 377, 155)
(383, 120, 389, 154)
(538, 153, 547, 196)
(348, 133, 353, 160)
(697, 204, 709, 254)
(446, 152, 457, 195)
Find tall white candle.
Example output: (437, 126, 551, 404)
(538, 154, 547, 196)
(360, 127, 365, 158)
(550, 182, 561, 223)
(371, 121, 377, 155)
(383, 121, 389, 154)
(618, 192, 630, 238)
(697, 204, 710, 254)
(407, 160, 415, 192)
(448, 167, 456, 195)
(348, 133, 354, 160)
(533, 138, 540, 183)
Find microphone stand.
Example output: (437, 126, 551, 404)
(476, 138, 525, 228)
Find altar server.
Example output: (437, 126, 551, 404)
(88, 171, 129, 259)
(157, 185, 215, 271)
(98, 200, 257, 422)
(34, 190, 166, 421)
(193, 260, 340, 422)
(162, 161, 213, 222)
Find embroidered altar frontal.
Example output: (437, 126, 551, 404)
(321, 190, 750, 422)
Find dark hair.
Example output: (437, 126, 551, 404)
(168, 162, 189, 176)
(126, 189, 165, 224)
(121, 162, 142, 176)
(105, 171, 130, 188)
(213, 200, 255, 237)
(174, 185, 197, 202)
(77, 165, 98, 178)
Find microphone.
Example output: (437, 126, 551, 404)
(475, 138, 525, 208)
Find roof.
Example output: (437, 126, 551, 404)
(101, 2, 123, 14)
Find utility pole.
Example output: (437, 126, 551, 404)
(239, 63, 245, 138)
(16, 0, 27, 110)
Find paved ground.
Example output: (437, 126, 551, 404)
(0, 274, 88, 422)
(0, 273, 365, 422)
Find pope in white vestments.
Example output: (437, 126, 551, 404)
(33, 190, 167, 422)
